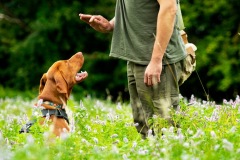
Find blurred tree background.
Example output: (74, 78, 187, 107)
(0, 0, 239, 103)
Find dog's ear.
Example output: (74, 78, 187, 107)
(54, 70, 68, 96)
(58, 63, 76, 86)
(39, 73, 47, 94)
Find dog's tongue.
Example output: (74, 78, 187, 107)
(75, 71, 88, 82)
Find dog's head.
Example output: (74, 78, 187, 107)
(39, 52, 87, 100)
(57, 52, 85, 84)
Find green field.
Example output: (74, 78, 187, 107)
(0, 94, 239, 160)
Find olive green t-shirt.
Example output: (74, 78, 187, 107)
(110, 0, 187, 65)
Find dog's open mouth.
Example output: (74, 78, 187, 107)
(75, 71, 88, 82)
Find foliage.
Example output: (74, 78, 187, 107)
(0, 0, 239, 102)
(0, 0, 116, 97)
(180, 0, 240, 102)
(0, 94, 240, 160)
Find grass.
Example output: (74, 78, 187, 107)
(0, 92, 240, 160)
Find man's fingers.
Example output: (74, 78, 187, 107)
(152, 75, 160, 84)
(89, 16, 96, 22)
(144, 75, 160, 86)
(79, 14, 101, 25)
(79, 14, 92, 18)
(144, 75, 147, 84)
(89, 15, 102, 23)
(144, 74, 152, 86)
(152, 76, 160, 85)
(148, 77, 152, 86)
(144, 73, 149, 85)
(79, 14, 92, 22)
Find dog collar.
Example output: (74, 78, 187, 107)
(41, 109, 69, 124)
(43, 101, 64, 109)
(36, 99, 64, 109)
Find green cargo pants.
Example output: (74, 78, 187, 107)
(127, 59, 185, 138)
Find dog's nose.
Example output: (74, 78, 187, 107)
(76, 52, 83, 56)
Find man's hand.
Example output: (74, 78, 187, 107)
(144, 0, 176, 86)
(144, 60, 162, 86)
(79, 14, 114, 33)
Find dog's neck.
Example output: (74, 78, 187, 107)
(36, 99, 66, 110)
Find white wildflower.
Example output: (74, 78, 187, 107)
(229, 126, 236, 133)
(33, 111, 40, 117)
(192, 129, 204, 138)
(37, 99, 43, 107)
(113, 140, 120, 144)
(133, 123, 139, 127)
(210, 131, 217, 139)
(60, 128, 69, 140)
(147, 129, 153, 137)
(112, 145, 119, 154)
(93, 146, 100, 153)
(79, 100, 86, 110)
(115, 115, 120, 119)
(138, 149, 149, 155)
(100, 146, 107, 151)
(100, 120, 106, 126)
(236, 95, 240, 102)
(116, 103, 122, 110)
(132, 141, 137, 148)
(111, 134, 118, 138)
(193, 111, 198, 117)
(85, 125, 91, 132)
(169, 126, 174, 133)
(222, 139, 234, 151)
(187, 128, 194, 135)
(44, 113, 50, 125)
(177, 128, 184, 141)
(125, 123, 131, 127)
(79, 150, 84, 154)
(223, 99, 228, 105)
(202, 100, 208, 105)
(107, 113, 114, 122)
(183, 142, 190, 148)
(26, 135, 34, 144)
(153, 114, 158, 119)
(93, 137, 98, 144)
(181, 154, 191, 160)
(0, 139, 13, 159)
(81, 138, 88, 144)
(123, 137, 128, 143)
(122, 154, 128, 160)
(161, 135, 167, 140)
(160, 148, 167, 153)
(43, 131, 51, 140)
(214, 144, 220, 151)
(190, 95, 196, 104)
(96, 115, 99, 119)
(161, 128, 167, 134)
(209, 109, 219, 121)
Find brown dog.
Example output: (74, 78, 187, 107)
(20, 52, 88, 136)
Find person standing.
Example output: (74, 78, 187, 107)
(79, 0, 187, 139)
